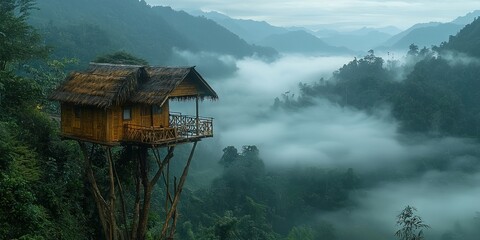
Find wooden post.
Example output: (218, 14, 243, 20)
(135, 146, 175, 240)
(161, 141, 198, 238)
(105, 147, 118, 240)
(150, 105, 154, 127)
(113, 151, 129, 240)
(78, 142, 117, 240)
(196, 95, 199, 136)
(77, 140, 197, 240)
(136, 147, 150, 240)
(165, 157, 170, 221)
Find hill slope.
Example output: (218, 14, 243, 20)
(442, 17, 480, 57)
(390, 23, 463, 49)
(380, 10, 480, 50)
(321, 30, 392, 51)
(30, 0, 275, 65)
(191, 11, 288, 44)
(380, 22, 443, 48)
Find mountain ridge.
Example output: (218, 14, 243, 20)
(29, 0, 277, 66)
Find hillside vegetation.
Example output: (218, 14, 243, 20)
(30, 0, 276, 67)
(276, 17, 480, 138)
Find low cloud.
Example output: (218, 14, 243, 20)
(324, 171, 480, 240)
(172, 53, 480, 239)
(169, 48, 238, 79)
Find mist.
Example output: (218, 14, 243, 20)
(171, 52, 480, 239)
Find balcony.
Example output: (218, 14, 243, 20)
(123, 113, 213, 145)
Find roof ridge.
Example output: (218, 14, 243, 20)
(89, 62, 146, 68)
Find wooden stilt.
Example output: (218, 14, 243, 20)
(78, 142, 116, 240)
(106, 147, 117, 240)
(112, 152, 129, 240)
(131, 149, 141, 240)
(196, 95, 199, 136)
(160, 141, 198, 238)
(165, 156, 170, 221)
(78, 139, 196, 240)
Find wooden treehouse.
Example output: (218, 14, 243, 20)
(50, 63, 218, 240)
(50, 63, 217, 146)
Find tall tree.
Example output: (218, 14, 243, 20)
(395, 206, 430, 240)
(0, 0, 46, 70)
(94, 51, 149, 65)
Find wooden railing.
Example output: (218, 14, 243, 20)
(169, 113, 214, 138)
(123, 113, 213, 144)
(123, 125, 177, 143)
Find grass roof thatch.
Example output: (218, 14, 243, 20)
(50, 63, 218, 108)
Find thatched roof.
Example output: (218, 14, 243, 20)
(50, 63, 218, 108)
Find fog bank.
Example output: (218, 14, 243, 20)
(172, 53, 480, 238)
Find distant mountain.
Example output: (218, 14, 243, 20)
(258, 30, 354, 55)
(380, 10, 480, 50)
(29, 0, 276, 66)
(451, 10, 480, 25)
(191, 10, 402, 53)
(372, 26, 403, 35)
(442, 17, 480, 57)
(312, 29, 341, 38)
(346, 26, 401, 36)
(190, 10, 288, 44)
(304, 26, 399, 52)
(390, 23, 463, 49)
(150, 7, 275, 57)
(380, 22, 443, 48)
(191, 11, 353, 55)
(320, 30, 392, 51)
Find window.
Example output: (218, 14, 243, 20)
(123, 107, 132, 120)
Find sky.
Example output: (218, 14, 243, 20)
(145, 0, 480, 30)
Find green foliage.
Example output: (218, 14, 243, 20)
(30, 0, 276, 68)
(0, 71, 41, 119)
(0, 122, 51, 239)
(395, 206, 430, 240)
(275, 50, 399, 111)
(23, 58, 79, 113)
(41, 23, 115, 66)
(329, 50, 398, 110)
(175, 145, 354, 239)
(0, 173, 50, 239)
(392, 56, 480, 136)
(286, 226, 315, 240)
(0, 0, 47, 70)
(0, 3, 90, 237)
(0, 110, 89, 239)
(152, 6, 258, 57)
(277, 42, 480, 139)
(214, 211, 239, 240)
(442, 17, 480, 57)
(94, 51, 149, 65)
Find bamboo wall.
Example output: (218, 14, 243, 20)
(61, 102, 170, 144)
(169, 77, 205, 97)
(61, 103, 107, 142)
